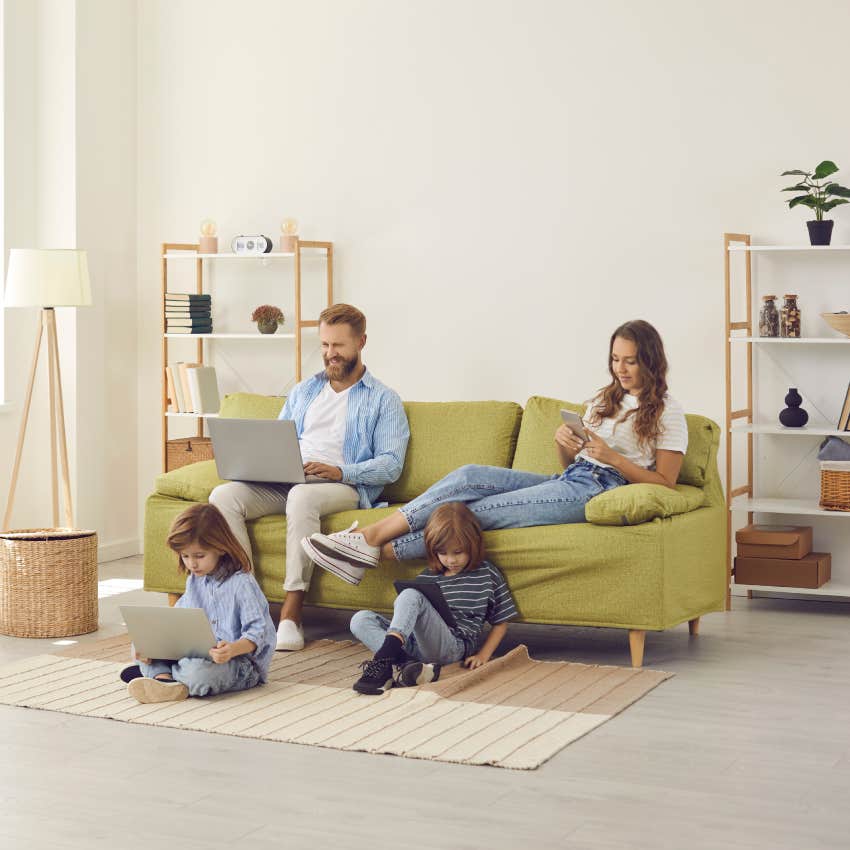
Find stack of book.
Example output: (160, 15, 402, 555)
(165, 363, 221, 414)
(165, 292, 212, 334)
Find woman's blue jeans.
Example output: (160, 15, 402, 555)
(392, 458, 627, 561)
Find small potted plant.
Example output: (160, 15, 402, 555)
(251, 304, 284, 334)
(781, 160, 850, 245)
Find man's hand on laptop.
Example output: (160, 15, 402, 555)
(303, 462, 343, 481)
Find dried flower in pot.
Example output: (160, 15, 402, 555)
(252, 304, 284, 334)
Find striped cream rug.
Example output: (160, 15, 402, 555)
(0, 638, 672, 769)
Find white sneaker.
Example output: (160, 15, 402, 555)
(301, 537, 366, 586)
(275, 618, 305, 651)
(308, 521, 381, 568)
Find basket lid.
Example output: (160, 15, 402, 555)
(0, 527, 97, 541)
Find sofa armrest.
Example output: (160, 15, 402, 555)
(585, 483, 706, 526)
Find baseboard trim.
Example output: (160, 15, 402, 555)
(98, 538, 141, 564)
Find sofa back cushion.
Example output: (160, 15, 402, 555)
(381, 401, 523, 503)
(218, 392, 286, 419)
(512, 395, 717, 487)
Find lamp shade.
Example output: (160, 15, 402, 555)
(4, 249, 92, 307)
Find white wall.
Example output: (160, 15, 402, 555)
(1, 0, 138, 560)
(136, 0, 850, 471)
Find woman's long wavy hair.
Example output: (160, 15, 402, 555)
(587, 320, 669, 451)
(166, 503, 252, 580)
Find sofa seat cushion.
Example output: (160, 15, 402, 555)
(381, 401, 523, 503)
(513, 395, 718, 487)
(155, 460, 225, 504)
(585, 483, 705, 526)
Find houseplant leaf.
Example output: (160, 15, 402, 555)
(821, 199, 849, 212)
(782, 184, 810, 192)
(813, 160, 839, 179)
(781, 170, 810, 176)
(826, 183, 850, 197)
(788, 195, 819, 209)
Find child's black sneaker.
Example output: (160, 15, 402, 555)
(353, 658, 394, 695)
(395, 661, 442, 688)
(119, 664, 143, 683)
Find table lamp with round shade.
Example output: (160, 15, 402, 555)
(3, 249, 92, 530)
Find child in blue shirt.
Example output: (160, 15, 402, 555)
(123, 504, 277, 704)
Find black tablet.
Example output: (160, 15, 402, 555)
(392, 579, 457, 629)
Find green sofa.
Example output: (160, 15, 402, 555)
(144, 393, 726, 667)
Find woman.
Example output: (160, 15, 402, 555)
(302, 320, 688, 582)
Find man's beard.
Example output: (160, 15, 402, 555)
(324, 354, 359, 382)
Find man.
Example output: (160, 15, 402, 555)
(209, 303, 409, 651)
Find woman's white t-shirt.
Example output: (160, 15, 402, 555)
(577, 393, 688, 471)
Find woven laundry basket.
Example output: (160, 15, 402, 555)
(0, 528, 98, 638)
(819, 461, 850, 512)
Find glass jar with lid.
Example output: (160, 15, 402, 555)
(780, 294, 801, 338)
(759, 295, 780, 337)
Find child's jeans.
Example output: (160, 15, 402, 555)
(139, 655, 261, 697)
(350, 587, 466, 665)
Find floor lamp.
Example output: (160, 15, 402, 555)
(3, 249, 92, 530)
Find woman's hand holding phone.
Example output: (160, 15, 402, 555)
(555, 423, 586, 454)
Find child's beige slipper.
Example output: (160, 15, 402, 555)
(127, 677, 189, 704)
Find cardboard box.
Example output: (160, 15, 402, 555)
(735, 524, 813, 559)
(734, 552, 831, 588)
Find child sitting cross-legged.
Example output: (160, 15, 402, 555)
(349, 501, 517, 695)
(122, 503, 277, 704)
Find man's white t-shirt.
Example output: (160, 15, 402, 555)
(298, 382, 352, 467)
(577, 393, 688, 470)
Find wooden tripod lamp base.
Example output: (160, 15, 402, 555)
(3, 308, 75, 531)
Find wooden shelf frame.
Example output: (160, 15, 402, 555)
(160, 238, 333, 471)
(724, 232, 754, 608)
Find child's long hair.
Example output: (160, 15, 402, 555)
(166, 503, 252, 579)
(423, 502, 485, 575)
(587, 319, 669, 451)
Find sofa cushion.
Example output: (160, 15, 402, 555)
(511, 396, 584, 475)
(585, 483, 706, 526)
(513, 395, 715, 487)
(218, 392, 286, 419)
(381, 401, 523, 503)
(155, 460, 225, 504)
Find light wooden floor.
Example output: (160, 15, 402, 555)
(1, 555, 848, 849)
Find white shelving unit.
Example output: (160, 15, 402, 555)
(724, 232, 850, 603)
(160, 239, 333, 471)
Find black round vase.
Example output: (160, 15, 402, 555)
(779, 387, 808, 427)
(806, 219, 834, 246)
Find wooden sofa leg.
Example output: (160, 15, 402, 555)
(167, 593, 181, 607)
(628, 630, 645, 668)
(688, 617, 700, 636)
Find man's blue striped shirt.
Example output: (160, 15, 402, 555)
(279, 368, 409, 508)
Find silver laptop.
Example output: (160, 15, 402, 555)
(120, 605, 216, 661)
(207, 417, 310, 483)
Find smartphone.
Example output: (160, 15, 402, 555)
(560, 409, 591, 444)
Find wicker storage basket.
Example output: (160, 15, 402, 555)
(166, 436, 214, 471)
(0, 528, 98, 638)
(819, 461, 850, 511)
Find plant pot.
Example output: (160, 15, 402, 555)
(806, 220, 834, 246)
(257, 321, 278, 334)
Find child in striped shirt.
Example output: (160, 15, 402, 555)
(349, 502, 517, 695)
